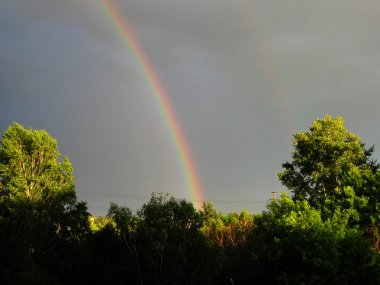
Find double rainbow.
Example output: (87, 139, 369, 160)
(101, 0, 204, 209)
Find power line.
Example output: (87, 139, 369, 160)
(79, 191, 148, 199)
(78, 191, 270, 204)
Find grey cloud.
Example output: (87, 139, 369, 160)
(1, 0, 380, 214)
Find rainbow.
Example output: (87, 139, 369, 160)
(100, 0, 204, 209)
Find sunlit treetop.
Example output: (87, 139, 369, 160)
(0, 122, 74, 201)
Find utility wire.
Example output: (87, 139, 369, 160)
(79, 191, 270, 204)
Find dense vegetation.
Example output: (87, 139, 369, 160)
(0, 116, 379, 284)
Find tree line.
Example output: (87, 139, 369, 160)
(0, 116, 379, 284)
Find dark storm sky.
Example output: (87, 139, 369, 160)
(1, 0, 380, 215)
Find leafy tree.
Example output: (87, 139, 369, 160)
(102, 193, 222, 285)
(278, 115, 377, 208)
(88, 215, 114, 233)
(200, 202, 254, 284)
(201, 202, 253, 248)
(135, 193, 221, 285)
(83, 205, 137, 285)
(200, 202, 225, 247)
(278, 115, 380, 249)
(240, 193, 380, 285)
(0, 123, 74, 200)
(0, 123, 89, 284)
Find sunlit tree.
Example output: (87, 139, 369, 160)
(0, 123, 89, 284)
(278, 115, 380, 250)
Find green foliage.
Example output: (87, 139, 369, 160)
(89, 215, 114, 232)
(240, 193, 380, 284)
(278, 115, 380, 250)
(1, 118, 379, 284)
(0, 123, 89, 284)
(135, 193, 222, 285)
(88, 193, 222, 284)
(278, 115, 376, 209)
(0, 123, 74, 200)
(201, 202, 253, 247)
(200, 202, 255, 284)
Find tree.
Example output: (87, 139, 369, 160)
(201, 202, 254, 248)
(0, 123, 89, 284)
(278, 115, 377, 206)
(0, 123, 74, 200)
(240, 193, 380, 285)
(135, 193, 220, 285)
(278, 115, 380, 250)
(86, 195, 222, 284)
(200, 203, 254, 284)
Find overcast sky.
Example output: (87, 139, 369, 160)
(1, 0, 380, 215)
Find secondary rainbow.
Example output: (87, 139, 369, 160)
(100, 0, 204, 209)
(237, 0, 297, 127)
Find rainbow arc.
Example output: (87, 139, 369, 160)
(100, 0, 204, 209)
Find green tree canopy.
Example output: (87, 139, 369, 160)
(278, 115, 378, 209)
(0, 122, 74, 201)
(201, 202, 253, 248)
(102, 193, 222, 285)
(241, 193, 380, 285)
(0, 123, 89, 284)
(278, 115, 380, 251)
